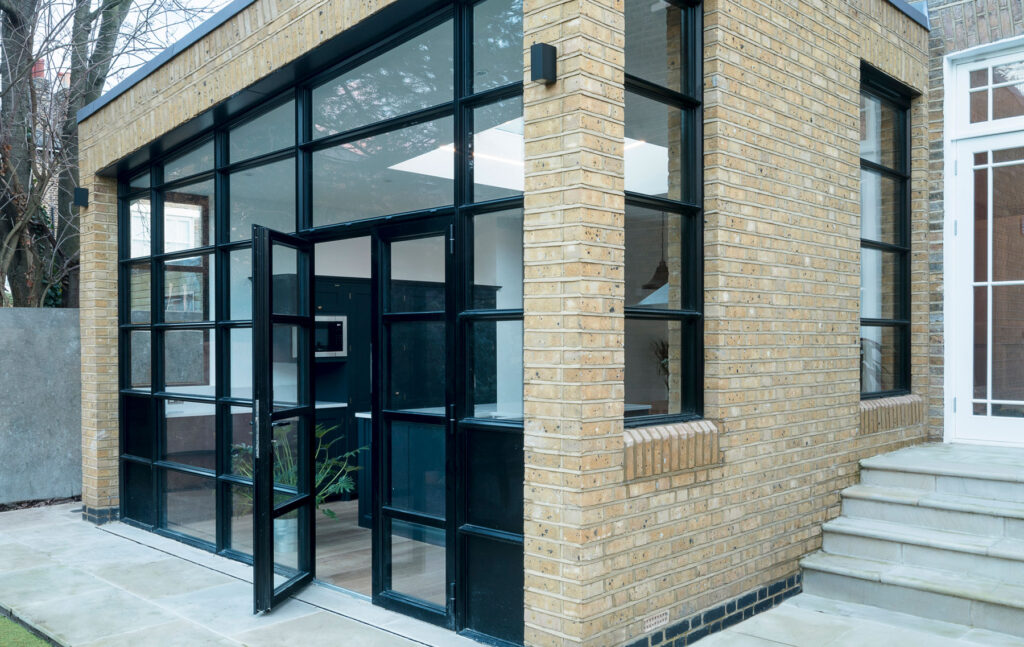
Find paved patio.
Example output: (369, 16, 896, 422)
(1, 503, 1023, 646)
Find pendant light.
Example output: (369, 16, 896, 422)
(642, 211, 668, 290)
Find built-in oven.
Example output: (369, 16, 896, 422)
(314, 315, 347, 357)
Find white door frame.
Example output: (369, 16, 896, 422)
(943, 35, 1024, 445)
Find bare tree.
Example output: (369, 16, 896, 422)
(0, 0, 214, 306)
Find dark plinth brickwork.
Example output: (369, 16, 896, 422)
(82, 506, 119, 525)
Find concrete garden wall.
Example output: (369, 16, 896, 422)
(0, 308, 82, 504)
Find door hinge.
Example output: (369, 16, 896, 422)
(954, 159, 958, 176)
(448, 223, 455, 254)
(954, 220, 958, 236)
(953, 397, 957, 413)
(448, 581, 456, 606)
(253, 400, 261, 459)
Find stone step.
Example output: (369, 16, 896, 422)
(822, 516, 1024, 583)
(800, 551, 1024, 637)
(860, 443, 1024, 503)
(840, 484, 1024, 539)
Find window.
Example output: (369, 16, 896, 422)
(623, 0, 703, 423)
(860, 67, 912, 397)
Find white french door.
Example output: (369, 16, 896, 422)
(948, 132, 1024, 444)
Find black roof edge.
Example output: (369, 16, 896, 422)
(885, 0, 930, 30)
(77, 0, 257, 123)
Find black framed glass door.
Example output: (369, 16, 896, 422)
(373, 216, 455, 626)
(252, 225, 316, 613)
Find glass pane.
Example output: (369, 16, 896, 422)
(128, 262, 151, 324)
(272, 244, 300, 316)
(860, 94, 899, 169)
(626, 205, 682, 309)
(389, 519, 446, 607)
(860, 169, 901, 244)
(992, 62, 1024, 84)
(122, 461, 155, 526)
(992, 85, 1024, 120)
(466, 429, 522, 533)
(312, 20, 453, 138)
(228, 405, 255, 478)
(230, 100, 295, 162)
(130, 330, 151, 390)
(129, 198, 152, 258)
(974, 167, 988, 282)
(991, 162, 1024, 282)
(389, 420, 445, 516)
(624, 318, 683, 417)
(970, 90, 988, 123)
(992, 286, 1024, 401)
(994, 146, 1024, 163)
(271, 417, 301, 491)
(860, 325, 906, 393)
(165, 329, 215, 397)
(993, 404, 1024, 418)
(312, 118, 455, 226)
(390, 236, 445, 312)
(164, 180, 215, 252)
(274, 508, 301, 572)
(229, 248, 253, 320)
(625, 91, 682, 200)
(163, 400, 216, 470)
(228, 483, 254, 556)
(272, 325, 300, 407)
(860, 248, 902, 320)
(974, 151, 988, 166)
(123, 395, 154, 459)
(469, 320, 523, 420)
(472, 209, 523, 309)
(388, 321, 445, 410)
(625, 0, 684, 92)
(974, 287, 986, 400)
(164, 470, 216, 545)
(129, 170, 150, 189)
(164, 254, 214, 323)
(473, 0, 523, 92)
(473, 98, 524, 202)
(229, 327, 253, 400)
(164, 141, 214, 182)
(229, 159, 296, 241)
(970, 68, 988, 88)
(974, 402, 987, 416)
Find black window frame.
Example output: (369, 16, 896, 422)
(623, 0, 704, 427)
(859, 64, 914, 399)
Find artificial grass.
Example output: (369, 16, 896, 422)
(0, 616, 50, 647)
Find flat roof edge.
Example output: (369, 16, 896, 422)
(885, 0, 930, 30)
(77, 0, 257, 124)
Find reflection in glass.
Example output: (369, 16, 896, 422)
(974, 402, 987, 416)
(129, 199, 152, 258)
(974, 287, 986, 400)
(971, 90, 988, 123)
(390, 236, 445, 312)
(163, 400, 216, 470)
(473, 0, 523, 92)
(229, 327, 253, 400)
(130, 330, 151, 390)
(473, 99, 524, 202)
(388, 321, 445, 410)
(625, 91, 681, 199)
(164, 141, 214, 182)
(270, 418, 301, 490)
(228, 406, 255, 477)
(993, 85, 1024, 120)
(274, 508, 301, 572)
(164, 470, 216, 545)
(993, 146, 1024, 163)
(860, 248, 902, 320)
(129, 171, 150, 190)
(991, 162, 1024, 282)
(626, 205, 682, 310)
(469, 320, 523, 420)
(860, 169, 900, 244)
(272, 325, 300, 406)
(389, 421, 445, 516)
(129, 262, 150, 324)
(228, 483, 254, 556)
(466, 429, 522, 533)
(230, 100, 295, 162)
(229, 248, 253, 320)
(625, 319, 683, 416)
(312, 20, 453, 138)
(993, 404, 1024, 418)
(123, 395, 153, 459)
(389, 519, 446, 607)
(313, 118, 454, 226)
(164, 255, 214, 323)
(859, 94, 899, 168)
(164, 180, 214, 253)
(272, 244, 300, 316)
(472, 209, 523, 309)
(974, 167, 988, 282)
(625, 0, 684, 92)
(122, 461, 155, 526)
(992, 286, 1024, 402)
(165, 328, 215, 396)
(861, 325, 905, 393)
(970, 68, 988, 88)
(229, 159, 296, 241)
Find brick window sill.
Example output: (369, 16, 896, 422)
(623, 419, 723, 481)
(859, 393, 924, 434)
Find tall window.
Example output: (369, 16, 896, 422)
(860, 67, 912, 397)
(623, 0, 703, 424)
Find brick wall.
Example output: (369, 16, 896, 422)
(925, 0, 1024, 439)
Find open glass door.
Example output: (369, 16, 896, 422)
(252, 225, 316, 612)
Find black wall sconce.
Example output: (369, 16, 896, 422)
(73, 188, 89, 208)
(531, 43, 557, 85)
